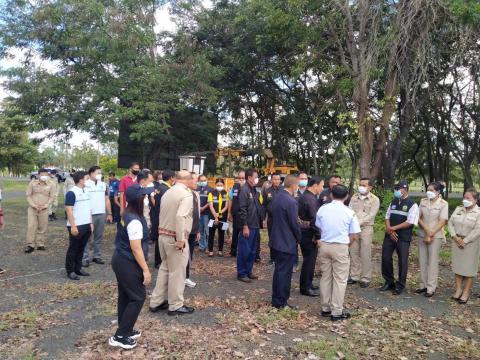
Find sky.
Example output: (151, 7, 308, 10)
(0, 2, 181, 151)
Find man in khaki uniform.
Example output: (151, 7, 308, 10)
(348, 178, 380, 288)
(48, 169, 60, 221)
(149, 170, 195, 316)
(416, 182, 449, 297)
(26, 169, 55, 253)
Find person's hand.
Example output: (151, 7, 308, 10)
(426, 229, 435, 238)
(175, 240, 185, 250)
(143, 269, 151, 285)
(106, 214, 113, 223)
(243, 225, 250, 238)
(196, 232, 201, 241)
(71, 226, 79, 236)
(454, 236, 465, 249)
(214, 217, 219, 225)
(228, 214, 233, 222)
(390, 231, 399, 242)
(424, 235, 432, 244)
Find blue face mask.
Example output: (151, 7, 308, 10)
(394, 190, 402, 198)
(198, 182, 207, 187)
(299, 180, 308, 187)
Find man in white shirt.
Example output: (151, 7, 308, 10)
(83, 166, 112, 267)
(316, 185, 361, 321)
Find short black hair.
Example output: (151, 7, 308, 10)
(215, 178, 225, 185)
(109, 172, 115, 177)
(73, 171, 88, 184)
(307, 176, 324, 187)
(245, 168, 257, 179)
(464, 187, 479, 201)
(428, 181, 443, 193)
(88, 166, 101, 174)
(332, 185, 349, 199)
(298, 171, 308, 176)
(329, 174, 342, 180)
(129, 162, 140, 169)
(360, 177, 373, 186)
(162, 169, 175, 181)
(136, 170, 150, 183)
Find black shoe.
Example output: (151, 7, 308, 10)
(379, 283, 395, 292)
(194, 241, 199, 247)
(311, 284, 319, 290)
(425, 292, 434, 298)
(359, 281, 370, 288)
(130, 330, 142, 340)
(458, 297, 469, 305)
(237, 276, 252, 283)
(76, 270, 90, 276)
(48, 215, 54, 222)
(149, 301, 169, 313)
(248, 273, 258, 280)
(52, 213, 58, 220)
(273, 303, 298, 310)
(36, 246, 46, 251)
(0, 268, 5, 275)
(300, 289, 320, 297)
(321, 311, 331, 317)
(255, 258, 261, 263)
(347, 278, 358, 285)
(392, 287, 403, 296)
(67, 272, 80, 280)
(268, 259, 275, 266)
(451, 295, 461, 301)
(82, 260, 90, 268)
(92, 258, 105, 265)
(24, 246, 35, 254)
(331, 312, 351, 321)
(108, 335, 137, 350)
(168, 306, 195, 316)
(415, 288, 427, 294)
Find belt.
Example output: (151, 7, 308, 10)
(159, 228, 176, 238)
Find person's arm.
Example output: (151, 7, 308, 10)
(26, 182, 37, 209)
(127, 219, 151, 285)
(65, 191, 78, 235)
(307, 196, 321, 240)
(238, 187, 250, 237)
(349, 214, 361, 245)
(462, 214, 480, 244)
(288, 201, 302, 243)
(428, 201, 449, 237)
(208, 193, 218, 222)
(384, 204, 398, 241)
(175, 193, 193, 250)
(220, 194, 229, 217)
(118, 179, 126, 213)
(105, 194, 113, 222)
(363, 197, 380, 226)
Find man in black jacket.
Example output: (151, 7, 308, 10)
(262, 173, 282, 265)
(270, 175, 302, 309)
(228, 171, 245, 257)
(298, 176, 324, 297)
(237, 169, 264, 283)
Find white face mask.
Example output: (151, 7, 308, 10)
(463, 199, 474, 208)
(216, 186, 224, 192)
(253, 178, 259, 185)
(146, 183, 154, 188)
(95, 174, 102, 181)
(144, 196, 149, 206)
(426, 191, 437, 200)
(40, 175, 49, 182)
(358, 186, 368, 195)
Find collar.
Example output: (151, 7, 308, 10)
(161, 181, 172, 188)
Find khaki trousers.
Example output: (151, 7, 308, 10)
(349, 226, 373, 282)
(150, 235, 189, 311)
(319, 242, 350, 316)
(418, 237, 442, 293)
(26, 207, 49, 247)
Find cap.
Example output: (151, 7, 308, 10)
(126, 184, 150, 203)
(394, 180, 409, 190)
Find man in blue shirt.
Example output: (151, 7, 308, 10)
(108, 172, 120, 223)
(270, 175, 302, 309)
(316, 185, 361, 321)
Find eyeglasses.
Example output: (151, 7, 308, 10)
(237, 177, 245, 180)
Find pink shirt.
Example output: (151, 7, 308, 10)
(119, 174, 136, 207)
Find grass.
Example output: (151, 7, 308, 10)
(0, 309, 39, 331)
(296, 337, 367, 360)
(256, 307, 300, 327)
(1, 179, 30, 192)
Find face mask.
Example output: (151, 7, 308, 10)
(463, 199, 473, 208)
(146, 183, 154, 188)
(358, 186, 368, 195)
(299, 180, 308, 187)
(95, 174, 102, 181)
(131, 170, 140, 176)
(144, 196, 149, 206)
(426, 191, 436, 200)
(198, 181, 207, 187)
(394, 190, 402, 199)
(40, 175, 49, 182)
(216, 186, 224, 192)
(253, 178, 259, 185)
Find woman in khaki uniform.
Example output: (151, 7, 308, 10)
(416, 182, 449, 297)
(448, 188, 480, 304)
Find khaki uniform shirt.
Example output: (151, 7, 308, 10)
(49, 177, 59, 196)
(349, 192, 380, 227)
(158, 183, 193, 242)
(26, 180, 55, 208)
(418, 197, 449, 240)
(448, 205, 480, 244)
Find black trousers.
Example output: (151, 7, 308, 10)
(150, 209, 161, 267)
(186, 233, 196, 278)
(110, 196, 120, 223)
(256, 230, 261, 260)
(299, 231, 318, 291)
(208, 224, 225, 252)
(381, 235, 411, 289)
(66, 224, 91, 274)
(230, 225, 240, 256)
(111, 253, 146, 337)
(267, 225, 275, 262)
(271, 249, 296, 307)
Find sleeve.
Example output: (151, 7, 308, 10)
(463, 214, 480, 244)
(406, 203, 420, 225)
(385, 204, 392, 220)
(208, 192, 213, 203)
(288, 201, 302, 243)
(229, 188, 234, 199)
(48, 184, 56, 205)
(440, 201, 449, 221)
(26, 182, 36, 207)
(363, 196, 380, 225)
(315, 208, 322, 233)
(127, 219, 143, 240)
(238, 187, 249, 226)
(307, 197, 321, 239)
(176, 193, 193, 241)
(448, 208, 459, 237)
(64, 191, 76, 206)
(349, 214, 361, 234)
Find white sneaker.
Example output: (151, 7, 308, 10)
(185, 278, 197, 288)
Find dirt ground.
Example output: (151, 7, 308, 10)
(0, 190, 479, 360)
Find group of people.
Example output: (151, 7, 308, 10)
(3, 163, 479, 350)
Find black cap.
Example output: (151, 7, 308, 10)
(126, 184, 150, 203)
(394, 180, 409, 190)
(49, 169, 57, 175)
